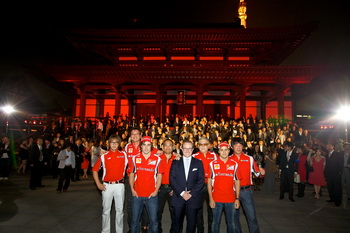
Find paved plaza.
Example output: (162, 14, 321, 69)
(1, 174, 349, 233)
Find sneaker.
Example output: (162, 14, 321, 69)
(0, 177, 3, 180)
(4, 177, 8, 180)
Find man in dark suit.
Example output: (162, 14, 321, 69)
(71, 139, 84, 181)
(170, 140, 204, 233)
(325, 142, 343, 206)
(28, 138, 47, 190)
(278, 141, 299, 202)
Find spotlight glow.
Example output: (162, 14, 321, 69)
(2, 105, 16, 114)
(336, 106, 350, 121)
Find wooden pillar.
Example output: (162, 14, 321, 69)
(277, 94, 284, 118)
(155, 87, 162, 122)
(114, 86, 121, 118)
(261, 99, 267, 120)
(128, 97, 134, 121)
(77, 85, 86, 123)
(196, 86, 204, 117)
(230, 90, 236, 119)
(161, 96, 167, 123)
(96, 98, 104, 118)
(240, 86, 248, 119)
(277, 86, 289, 118)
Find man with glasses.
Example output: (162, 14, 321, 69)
(170, 140, 204, 233)
(193, 137, 217, 233)
(92, 134, 128, 233)
(129, 136, 162, 233)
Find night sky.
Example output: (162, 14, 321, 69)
(1, 0, 350, 115)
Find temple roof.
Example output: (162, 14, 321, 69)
(63, 22, 318, 66)
(44, 65, 322, 86)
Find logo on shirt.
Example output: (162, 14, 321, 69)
(128, 148, 133, 153)
(227, 165, 234, 170)
(148, 160, 156, 165)
(136, 158, 142, 164)
(214, 164, 220, 170)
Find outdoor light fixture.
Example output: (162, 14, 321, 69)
(1, 105, 16, 114)
(1, 105, 16, 134)
(335, 105, 350, 142)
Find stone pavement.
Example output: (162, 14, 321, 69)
(1, 174, 350, 233)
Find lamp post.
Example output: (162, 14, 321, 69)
(335, 106, 350, 142)
(1, 105, 16, 134)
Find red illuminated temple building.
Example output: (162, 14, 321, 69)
(44, 22, 322, 122)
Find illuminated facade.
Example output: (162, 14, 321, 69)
(44, 22, 321, 122)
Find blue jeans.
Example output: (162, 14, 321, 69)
(212, 202, 235, 233)
(132, 196, 158, 233)
(234, 188, 260, 233)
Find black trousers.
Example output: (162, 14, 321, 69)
(297, 182, 306, 197)
(30, 163, 43, 189)
(326, 174, 343, 205)
(196, 184, 213, 233)
(280, 171, 294, 199)
(158, 185, 174, 233)
(57, 166, 73, 191)
(172, 203, 198, 233)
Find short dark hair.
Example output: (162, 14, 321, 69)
(231, 137, 245, 147)
(284, 141, 294, 148)
(130, 127, 142, 134)
(162, 138, 174, 147)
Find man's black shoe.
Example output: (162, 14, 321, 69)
(289, 198, 295, 202)
(279, 196, 284, 200)
(326, 200, 333, 202)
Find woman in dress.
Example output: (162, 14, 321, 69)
(17, 140, 29, 174)
(296, 146, 308, 198)
(81, 140, 92, 179)
(262, 149, 278, 192)
(308, 148, 326, 199)
(90, 140, 101, 169)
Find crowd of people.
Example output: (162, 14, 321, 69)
(1, 113, 350, 233)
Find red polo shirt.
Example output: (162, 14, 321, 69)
(209, 158, 241, 203)
(92, 150, 127, 182)
(193, 151, 217, 183)
(130, 152, 162, 197)
(231, 153, 260, 186)
(124, 142, 159, 174)
(159, 153, 176, 185)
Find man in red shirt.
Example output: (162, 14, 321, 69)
(208, 142, 241, 233)
(193, 137, 217, 233)
(129, 136, 162, 233)
(124, 128, 160, 232)
(158, 139, 176, 233)
(231, 138, 265, 233)
(92, 134, 128, 233)
(124, 128, 143, 232)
